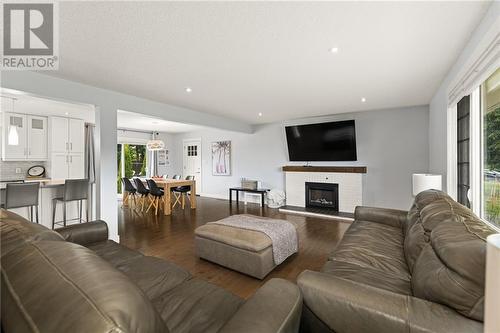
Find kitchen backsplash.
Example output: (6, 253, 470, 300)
(0, 161, 47, 181)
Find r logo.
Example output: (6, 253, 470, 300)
(3, 3, 54, 56)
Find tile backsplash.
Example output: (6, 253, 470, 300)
(0, 161, 47, 181)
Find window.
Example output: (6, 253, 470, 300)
(482, 69, 500, 226)
(117, 143, 147, 194)
(457, 95, 471, 207)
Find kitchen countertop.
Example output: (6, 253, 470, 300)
(0, 179, 66, 189)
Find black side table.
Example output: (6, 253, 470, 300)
(229, 187, 270, 207)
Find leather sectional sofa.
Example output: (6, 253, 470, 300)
(298, 190, 496, 333)
(0, 209, 302, 333)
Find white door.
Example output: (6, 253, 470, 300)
(51, 153, 69, 179)
(183, 140, 202, 192)
(69, 118, 85, 153)
(3, 113, 27, 160)
(51, 117, 69, 153)
(68, 153, 85, 179)
(27, 115, 48, 160)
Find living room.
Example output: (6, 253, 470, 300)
(1, 2, 499, 333)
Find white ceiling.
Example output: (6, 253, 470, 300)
(47, 1, 491, 124)
(117, 110, 205, 133)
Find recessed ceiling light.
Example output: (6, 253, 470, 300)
(185, 87, 192, 93)
(65, 112, 69, 115)
(329, 47, 339, 54)
(361, 97, 366, 103)
(258, 112, 263, 117)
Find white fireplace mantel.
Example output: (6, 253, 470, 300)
(283, 166, 366, 213)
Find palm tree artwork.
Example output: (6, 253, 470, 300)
(212, 141, 231, 175)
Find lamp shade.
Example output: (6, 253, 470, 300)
(485, 234, 500, 333)
(412, 173, 442, 196)
(146, 139, 165, 151)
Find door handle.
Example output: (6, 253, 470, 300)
(70, 142, 72, 150)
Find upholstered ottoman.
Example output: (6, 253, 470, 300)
(194, 215, 298, 279)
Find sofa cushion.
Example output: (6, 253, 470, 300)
(321, 260, 411, 295)
(411, 196, 495, 321)
(404, 190, 463, 273)
(153, 278, 243, 333)
(116, 256, 191, 299)
(0, 209, 64, 257)
(328, 220, 410, 277)
(87, 240, 143, 267)
(1, 240, 167, 333)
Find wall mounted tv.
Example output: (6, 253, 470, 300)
(285, 120, 357, 161)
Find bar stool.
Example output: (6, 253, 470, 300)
(52, 179, 89, 229)
(2, 182, 40, 223)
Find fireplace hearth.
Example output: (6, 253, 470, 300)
(305, 182, 339, 211)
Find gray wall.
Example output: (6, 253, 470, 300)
(429, 2, 499, 189)
(174, 105, 429, 210)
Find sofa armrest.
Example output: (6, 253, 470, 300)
(219, 279, 302, 333)
(56, 221, 109, 246)
(297, 271, 482, 333)
(354, 206, 407, 228)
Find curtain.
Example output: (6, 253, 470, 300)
(85, 124, 96, 219)
(149, 150, 158, 177)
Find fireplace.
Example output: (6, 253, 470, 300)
(305, 182, 339, 211)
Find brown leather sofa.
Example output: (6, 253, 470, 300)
(0, 209, 302, 333)
(298, 190, 496, 333)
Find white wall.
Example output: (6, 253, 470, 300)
(174, 105, 429, 210)
(156, 132, 177, 177)
(429, 2, 500, 190)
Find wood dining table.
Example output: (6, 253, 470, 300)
(148, 178, 197, 215)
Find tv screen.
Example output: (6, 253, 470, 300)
(285, 120, 357, 161)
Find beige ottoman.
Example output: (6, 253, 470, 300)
(194, 223, 277, 279)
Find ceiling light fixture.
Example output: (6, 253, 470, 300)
(329, 47, 339, 54)
(258, 112, 263, 117)
(361, 97, 366, 103)
(185, 87, 192, 93)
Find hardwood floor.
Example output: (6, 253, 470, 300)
(118, 196, 351, 299)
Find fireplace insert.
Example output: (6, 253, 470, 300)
(305, 182, 339, 211)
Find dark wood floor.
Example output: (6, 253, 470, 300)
(118, 196, 351, 299)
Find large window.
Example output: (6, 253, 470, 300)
(482, 69, 500, 226)
(117, 143, 147, 194)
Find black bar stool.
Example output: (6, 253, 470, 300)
(52, 179, 89, 229)
(2, 182, 40, 223)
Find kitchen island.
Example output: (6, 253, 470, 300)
(0, 178, 92, 229)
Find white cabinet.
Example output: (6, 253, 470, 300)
(49, 116, 85, 179)
(1, 112, 47, 161)
(27, 115, 48, 160)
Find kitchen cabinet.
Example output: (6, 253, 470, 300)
(2, 112, 48, 161)
(49, 116, 85, 179)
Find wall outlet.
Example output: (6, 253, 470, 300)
(15, 167, 22, 174)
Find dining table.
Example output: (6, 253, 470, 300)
(146, 178, 197, 215)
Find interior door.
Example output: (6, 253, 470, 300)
(3, 113, 27, 160)
(68, 154, 85, 179)
(183, 140, 201, 192)
(27, 115, 48, 160)
(51, 153, 69, 179)
(51, 117, 69, 153)
(69, 118, 85, 153)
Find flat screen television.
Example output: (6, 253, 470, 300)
(285, 120, 357, 161)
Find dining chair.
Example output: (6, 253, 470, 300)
(2, 182, 40, 223)
(52, 179, 89, 229)
(121, 178, 137, 207)
(146, 179, 164, 215)
(133, 178, 150, 212)
(172, 175, 181, 180)
(172, 176, 194, 209)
